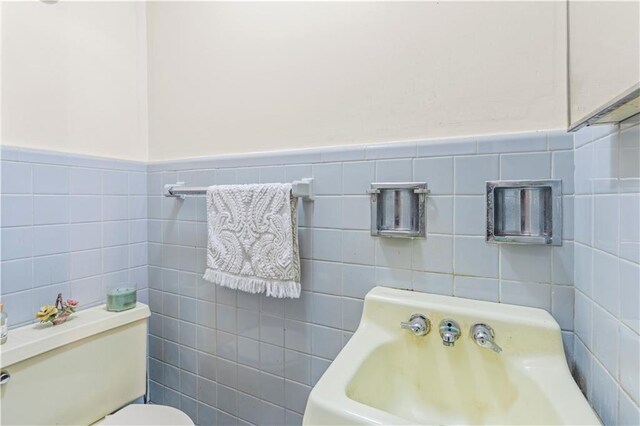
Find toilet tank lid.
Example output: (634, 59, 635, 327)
(98, 404, 194, 425)
(0, 303, 150, 368)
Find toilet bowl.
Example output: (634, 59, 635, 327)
(0, 303, 193, 426)
(97, 404, 194, 425)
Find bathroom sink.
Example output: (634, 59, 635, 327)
(303, 287, 600, 425)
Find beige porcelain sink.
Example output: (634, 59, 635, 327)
(303, 287, 600, 425)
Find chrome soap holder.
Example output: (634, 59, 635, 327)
(368, 182, 428, 238)
(486, 180, 562, 246)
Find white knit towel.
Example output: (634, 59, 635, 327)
(203, 183, 301, 298)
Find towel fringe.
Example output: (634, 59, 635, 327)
(203, 268, 301, 299)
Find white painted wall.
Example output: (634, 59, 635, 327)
(146, 1, 568, 161)
(569, 1, 640, 125)
(1, 1, 148, 161)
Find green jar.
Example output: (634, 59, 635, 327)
(106, 285, 137, 312)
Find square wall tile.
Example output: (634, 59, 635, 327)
(342, 265, 376, 299)
(215, 169, 237, 184)
(552, 243, 574, 286)
(454, 196, 484, 236)
(313, 163, 342, 195)
(311, 293, 342, 329)
(128, 172, 147, 195)
(103, 170, 129, 195)
(619, 124, 640, 181)
(34, 253, 70, 287)
(259, 166, 285, 183)
(342, 298, 363, 332)
(375, 238, 413, 270)
(312, 229, 342, 262)
(375, 267, 412, 289)
(552, 151, 575, 194)
(501, 152, 551, 180)
(33, 196, 68, 225)
(312, 197, 342, 229)
(284, 164, 312, 183)
(341, 197, 370, 230)
(1, 161, 32, 194)
(500, 280, 551, 311)
(573, 328, 592, 397)
(574, 196, 592, 245)
(454, 236, 498, 278)
(103, 245, 129, 273)
(70, 223, 102, 251)
(1, 259, 33, 293)
(574, 143, 594, 195)
(547, 132, 573, 150)
(413, 157, 453, 195)
(592, 305, 619, 377)
(33, 164, 69, 194)
(454, 276, 499, 302)
(375, 159, 412, 182)
(412, 271, 453, 296)
(592, 135, 619, 194)
(619, 325, 640, 404)
(33, 225, 69, 256)
(454, 155, 499, 195)
(2, 290, 35, 326)
(311, 325, 342, 359)
(103, 196, 129, 221)
(312, 261, 342, 295)
(426, 196, 453, 235)
(343, 162, 374, 195)
(574, 290, 593, 350)
(412, 235, 453, 274)
(551, 286, 574, 331)
(574, 243, 593, 297)
(593, 249, 620, 316)
(0, 227, 34, 260)
(562, 196, 574, 240)
(618, 387, 640, 426)
(69, 196, 102, 223)
(2, 195, 33, 227)
(342, 231, 374, 265)
(501, 245, 552, 284)
(620, 260, 640, 334)
(591, 358, 618, 426)
(593, 195, 619, 255)
(619, 194, 640, 263)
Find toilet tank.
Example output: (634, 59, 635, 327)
(0, 303, 150, 425)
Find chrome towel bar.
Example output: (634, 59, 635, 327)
(163, 178, 314, 201)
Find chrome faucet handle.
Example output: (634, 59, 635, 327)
(471, 323, 502, 353)
(400, 314, 430, 336)
(439, 319, 461, 347)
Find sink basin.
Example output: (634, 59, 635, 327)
(303, 287, 600, 425)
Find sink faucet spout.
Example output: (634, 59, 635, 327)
(439, 319, 461, 347)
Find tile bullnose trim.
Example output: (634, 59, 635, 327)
(2, 129, 574, 174)
(146, 130, 569, 172)
(1, 145, 147, 172)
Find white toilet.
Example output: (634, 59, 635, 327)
(98, 404, 193, 425)
(0, 303, 193, 425)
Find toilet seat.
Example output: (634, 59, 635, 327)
(97, 404, 194, 425)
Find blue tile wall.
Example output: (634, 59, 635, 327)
(572, 118, 640, 426)
(0, 148, 149, 327)
(4, 126, 634, 426)
(145, 130, 579, 425)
